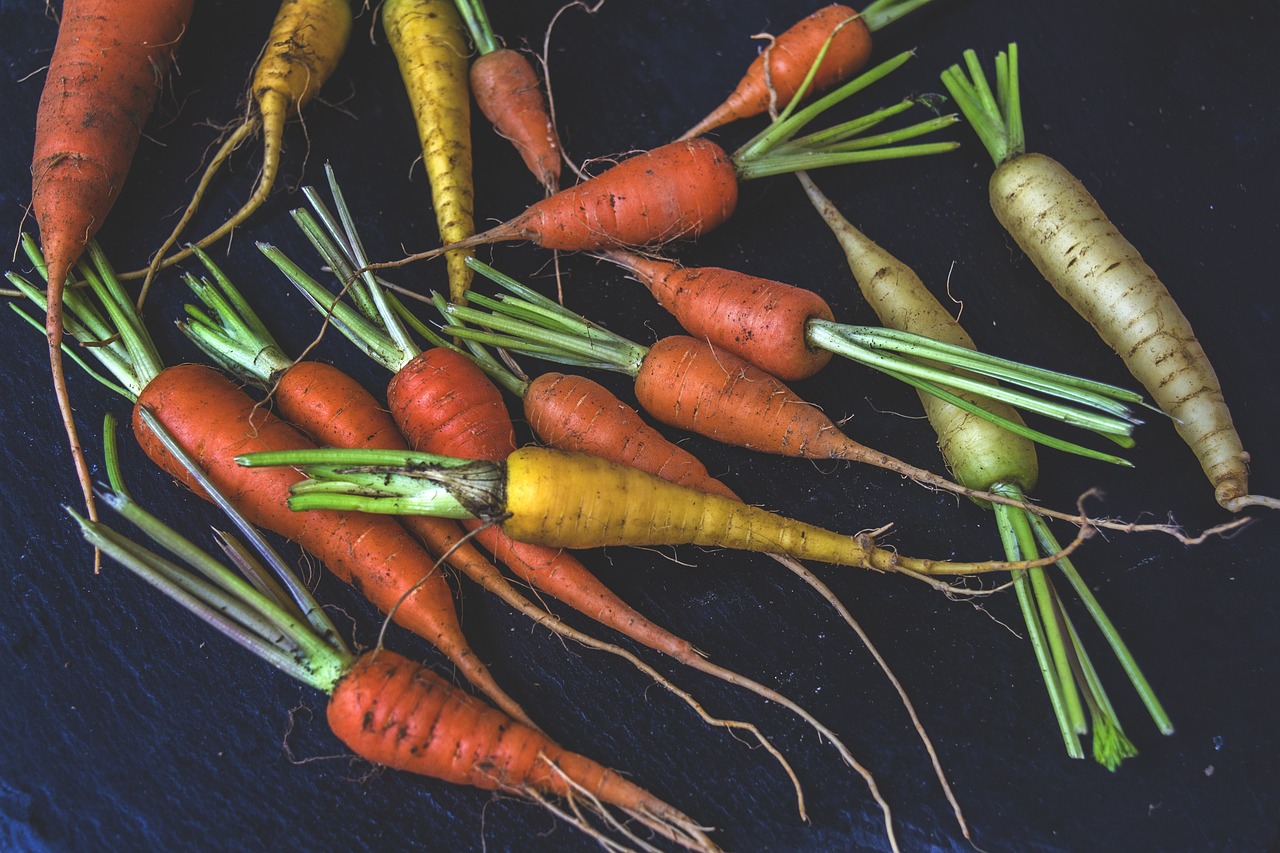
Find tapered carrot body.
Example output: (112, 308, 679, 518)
(384, 0, 476, 302)
(471, 48, 561, 194)
(460, 138, 739, 252)
(990, 152, 1248, 509)
(31, 0, 194, 516)
(327, 650, 705, 835)
(680, 4, 871, 140)
(601, 250, 836, 381)
(267, 358, 532, 722)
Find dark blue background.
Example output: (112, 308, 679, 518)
(2, 1, 1278, 850)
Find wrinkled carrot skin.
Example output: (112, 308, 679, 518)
(681, 4, 871, 140)
(328, 650, 673, 813)
(32, 0, 194, 290)
(385, 349, 703, 663)
(526, 372, 739, 501)
(991, 153, 1250, 509)
(271, 359, 534, 727)
(471, 48, 561, 194)
(384, 0, 475, 302)
(132, 364, 527, 722)
(492, 139, 738, 250)
(603, 251, 836, 381)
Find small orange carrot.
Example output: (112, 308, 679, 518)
(455, 0, 562, 193)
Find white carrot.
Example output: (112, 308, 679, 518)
(941, 43, 1277, 513)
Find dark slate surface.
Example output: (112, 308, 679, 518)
(1, 1, 1278, 851)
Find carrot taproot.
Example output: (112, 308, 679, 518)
(361, 51, 958, 270)
(942, 44, 1278, 513)
(30, 0, 194, 521)
(454, 0, 561, 193)
(384, 0, 476, 303)
(798, 170, 1175, 769)
(125, 0, 353, 298)
(11, 240, 536, 729)
(74, 457, 716, 852)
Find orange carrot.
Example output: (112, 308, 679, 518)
(679, 4, 870, 140)
(455, 0, 561, 193)
(598, 249, 835, 381)
(30, 0, 194, 520)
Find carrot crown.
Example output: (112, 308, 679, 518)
(239, 447, 500, 520)
(452, 0, 500, 55)
(939, 43, 1026, 167)
(7, 236, 164, 401)
(71, 411, 354, 694)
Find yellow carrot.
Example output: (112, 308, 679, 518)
(128, 0, 353, 300)
(383, 0, 475, 303)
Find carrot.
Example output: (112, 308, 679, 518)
(125, 0, 353, 297)
(30, 0, 194, 521)
(383, 0, 476, 303)
(363, 51, 958, 269)
(73, 445, 715, 852)
(10, 239, 536, 730)
(799, 171, 1175, 769)
(677, 1, 919, 141)
(454, 0, 562, 194)
(941, 44, 1279, 513)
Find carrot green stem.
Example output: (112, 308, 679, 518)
(452, 0, 500, 55)
(940, 43, 1024, 167)
(991, 482, 1150, 769)
(73, 416, 354, 692)
(732, 51, 959, 179)
(858, 0, 936, 32)
(993, 497, 1082, 759)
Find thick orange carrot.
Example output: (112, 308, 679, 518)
(31, 0, 194, 518)
(599, 249, 836, 381)
(679, 4, 870, 140)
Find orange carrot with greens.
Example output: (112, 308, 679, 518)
(678, 1, 935, 140)
(30, 0, 194, 520)
(9, 239, 535, 729)
(454, 0, 561, 193)
(364, 51, 957, 269)
(72, 433, 715, 852)
(126, 0, 353, 297)
(596, 247, 1144, 463)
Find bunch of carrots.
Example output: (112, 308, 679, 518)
(5, 1, 1277, 852)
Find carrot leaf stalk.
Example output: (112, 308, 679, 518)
(77, 421, 718, 852)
